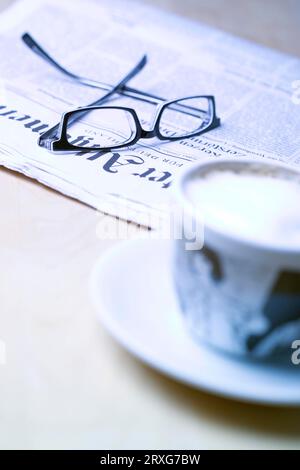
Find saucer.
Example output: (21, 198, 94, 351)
(90, 239, 300, 406)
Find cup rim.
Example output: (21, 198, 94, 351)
(174, 157, 300, 258)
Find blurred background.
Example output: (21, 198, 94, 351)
(1, 0, 299, 56)
(140, 0, 300, 55)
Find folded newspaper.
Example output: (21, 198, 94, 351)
(0, 0, 300, 227)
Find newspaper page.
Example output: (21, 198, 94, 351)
(0, 0, 299, 227)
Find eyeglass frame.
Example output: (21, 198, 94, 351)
(22, 32, 221, 153)
(50, 95, 219, 152)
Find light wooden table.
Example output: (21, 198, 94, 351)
(0, 0, 300, 450)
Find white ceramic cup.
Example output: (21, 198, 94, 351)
(173, 158, 300, 359)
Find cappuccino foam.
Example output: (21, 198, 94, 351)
(186, 166, 300, 250)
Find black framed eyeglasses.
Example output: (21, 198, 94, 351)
(22, 33, 221, 153)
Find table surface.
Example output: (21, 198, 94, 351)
(1, 0, 300, 450)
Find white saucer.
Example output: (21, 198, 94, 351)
(90, 239, 300, 406)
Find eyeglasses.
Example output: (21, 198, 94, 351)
(22, 33, 221, 153)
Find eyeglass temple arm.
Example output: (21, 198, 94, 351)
(22, 33, 165, 105)
(38, 54, 148, 146)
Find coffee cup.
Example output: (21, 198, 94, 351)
(173, 158, 300, 359)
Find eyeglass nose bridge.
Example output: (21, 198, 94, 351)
(140, 128, 156, 139)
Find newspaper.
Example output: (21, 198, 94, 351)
(0, 0, 300, 227)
